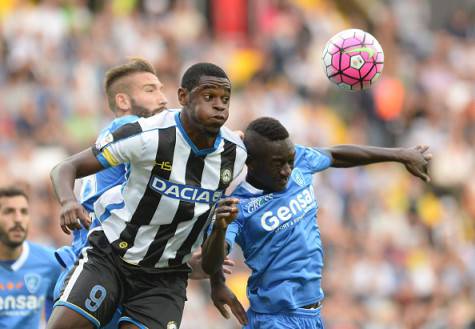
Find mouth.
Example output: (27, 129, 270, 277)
(9, 229, 25, 237)
(152, 106, 168, 115)
(278, 177, 289, 187)
(210, 115, 226, 123)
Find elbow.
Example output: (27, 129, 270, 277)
(49, 162, 62, 182)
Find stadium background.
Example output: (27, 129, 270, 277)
(0, 0, 474, 328)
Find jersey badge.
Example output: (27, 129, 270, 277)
(221, 168, 232, 184)
(291, 168, 306, 187)
(24, 273, 41, 294)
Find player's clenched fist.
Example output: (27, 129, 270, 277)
(59, 200, 91, 235)
(213, 198, 239, 230)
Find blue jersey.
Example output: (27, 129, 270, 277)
(0, 242, 62, 329)
(55, 115, 139, 269)
(225, 145, 332, 314)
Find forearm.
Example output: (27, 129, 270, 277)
(50, 148, 103, 205)
(210, 268, 226, 287)
(201, 226, 228, 275)
(50, 160, 79, 205)
(326, 145, 407, 168)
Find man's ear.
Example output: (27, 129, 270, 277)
(115, 93, 131, 112)
(177, 87, 189, 106)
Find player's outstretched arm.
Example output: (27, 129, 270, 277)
(201, 198, 239, 275)
(50, 148, 104, 235)
(210, 270, 248, 325)
(323, 144, 432, 182)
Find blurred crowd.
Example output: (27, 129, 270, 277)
(0, 0, 474, 328)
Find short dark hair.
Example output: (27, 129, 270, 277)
(180, 62, 229, 91)
(0, 187, 29, 203)
(104, 58, 157, 112)
(245, 117, 289, 142)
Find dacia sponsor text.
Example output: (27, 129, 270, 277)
(150, 176, 223, 204)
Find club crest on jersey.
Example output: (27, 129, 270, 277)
(24, 273, 41, 294)
(221, 168, 232, 184)
(291, 168, 306, 187)
(150, 176, 223, 204)
(95, 132, 114, 150)
(167, 321, 178, 329)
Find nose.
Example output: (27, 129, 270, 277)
(213, 98, 226, 112)
(158, 91, 168, 108)
(280, 163, 292, 178)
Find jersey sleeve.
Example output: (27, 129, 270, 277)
(298, 145, 333, 174)
(93, 122, 145, 168)
(225, 204, 244, 254)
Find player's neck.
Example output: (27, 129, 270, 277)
(0, 242, 23, 261)
(246, 174, 266, 191)
(179, 113, 218, 150)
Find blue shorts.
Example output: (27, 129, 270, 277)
(244, 307, 324, 329)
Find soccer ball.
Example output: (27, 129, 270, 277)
(322, 29, 384, 91)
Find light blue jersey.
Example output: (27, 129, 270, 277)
(0, 241, 62, 329)
(54, 115, 139, 271)
(226, 145, 332, 314)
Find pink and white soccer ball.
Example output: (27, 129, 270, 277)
(322, 29, 384, 91)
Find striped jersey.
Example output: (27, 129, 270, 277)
(92, 109, 247, 271)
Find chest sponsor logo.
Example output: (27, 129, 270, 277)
(150, 176, 223, 204)
(260, 186, 315, 231)
(0, 295, 45, 313)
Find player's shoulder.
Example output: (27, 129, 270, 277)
(220, 126, 246, 151)
(138, 108, 179, 132)
(294, 144, 329, 162)
(220, 127, 245, 150)
(27, 242, 58, 264)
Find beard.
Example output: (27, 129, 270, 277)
(0, 226, 27, 248)
(130, 99, 165, 118)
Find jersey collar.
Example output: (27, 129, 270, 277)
(241, 181, 264, 195)
(11, 241, 30, 272)
(174, 112, 223, 157)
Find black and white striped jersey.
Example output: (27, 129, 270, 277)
(92, 109, 247, 270)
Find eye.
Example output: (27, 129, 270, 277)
(222, 96, 230, 104)
(203, 94, 212, 101)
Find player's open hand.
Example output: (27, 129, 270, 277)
(211, 282, 248, 326)
(214, 198, 239, 230)
(188, 248, 235, 280)
(402, 145, 432, 182)
(59, 200, 91, 234)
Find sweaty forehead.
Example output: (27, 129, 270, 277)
(197, 76, 231, 90)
